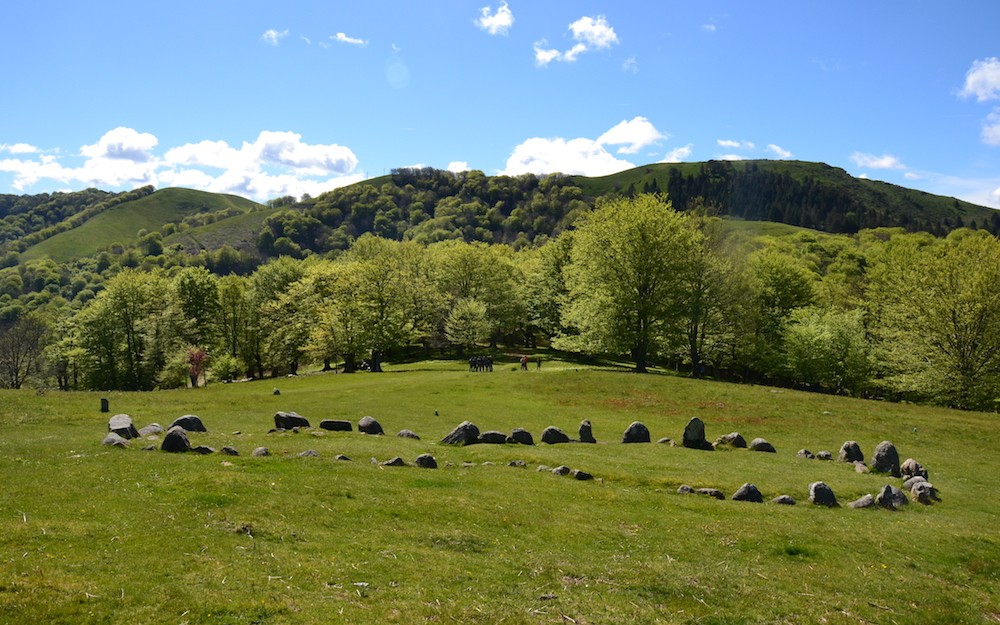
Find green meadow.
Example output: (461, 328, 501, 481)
(1, 357, 998, 624)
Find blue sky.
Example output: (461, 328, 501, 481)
(2, 1, 1000, 207)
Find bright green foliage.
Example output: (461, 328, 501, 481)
(445, 298, 490, 352)
(173, 266, 220, 349)
(561, 194, 701, 372)
(784, 307, 873, 394)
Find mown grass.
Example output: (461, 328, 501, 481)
(1, 358, 998, 624)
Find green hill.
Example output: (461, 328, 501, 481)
(21, 188, 264, 262)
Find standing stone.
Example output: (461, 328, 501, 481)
(320, 420, 352, 432)
(108, 414, 139, 439)
(622, 421, 651, 444)
(415, 454, 437, 469)
(274, 411, 310, 430)
(838, 441, 864, 463)
(872, 441, 901, 477)
(170, 415, 207, 432)
(808, 482, 839, 507)
(900, 458, 928, 480)
(541, 426, 571, 445)
(579, 419, 596, 443)
(874, 484, 908, 510)
(732, 483, 764, 502)
(714, 432, 747, 448)
(161, 426, 191, 453)
(748, 438, 776, 453)
(441, 421, 480, 445)
(510, 428, 534, 445)
(357, 416, 384, 435)
(100, 398, 110, 413)
(682, 418, 711, 450)
(478, 431, 508, 444)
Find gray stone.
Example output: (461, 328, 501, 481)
(854, 462, 870, 474)
(682, 417, 711, 450)
(900, 458, 928, 480)
(508, 460, 527, 468)
(170, 415, 207, 432)
(772, 495, 797, 505)
(579, 419, 596, 443)
(102, 432, 130, 447)
(677, 484, 694, 494)
(911, 481, 940, 505)
(138, 423, 164, 437)
(551, 465, 571, 476)
(358, 416, 384, 436)
(872, 441, 901, 477)
(336, 454, 352, 461)
(903, 475, 928, 491)
(622, 421, 651, 444)
(108, 413, 139, 439)
(319, 419, 352, 432)
(415, 454, 437, 469)
(396, 429, 420, 440)
(749, 438, 776, 453)
(510, 428, 534, 445)
(849, 494, 875, 509)
(816, 450, 833, 461)
(796, 449, 815, 459)
(541, 426, 571, 445)
(696, 488, 725, 500)
(381, 456, 405, 467)
(441, 421, 480, 445)
(297, 450, 319, 458)
(808, 481, 839, 507)
(572, 469, 594, 481)
(732, 483, 764, 503)
(274, 411, 310, 430)
(191, 445, 216, 455)
(251, 446, 270, 457)
(714, 432, 747, 448)
(272, 388, 280, 395)
(657, 437, 674, 445)
(838, 440, 864, 463)
(220, 446, 239, 456)
(478, 430, 509, 444)
(536, 465, 551, 472)
(874, 484, 908, 510)
(161, 426, 191, 453)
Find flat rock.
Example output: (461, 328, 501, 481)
(396, 429, 420, 440)
(381, 456, 406, 467)
(696, 488, 725, 500)
(297, 450, 319, 458)
(251, 446, 270, 457)
(415, 454, 437, 469)
(796, 449, 815, 459)
(138, 423, 164, 437)
(622, 421, 651, 444)
(102, 432, 130, 448)
(478, 430, 508, 444)
(358, 416, 384, 435)
(551, 465, 572, 476)
(772, 495, 797, 505)
(274, 411, 310, 430)
(170, 415, 207, 432)
(161, 426, 191, 453)
(108, 414, 139, 439)
(748, 438, 776, 453)
(657, 437, 674, 445)
(838, 440, 864, 463)
(808, 481, 839, 507)
(849, 494, 875, 509)
(902, 475, 928, 491)
(510, 428, 534, 445)
(714, 432, 746, 448)
(677, 484, 694, 494)
(816, 450, 833, 461)
(732, 483, 764, 502)
(319, 419, 352, 432)
(541, 426, 571, 445)
(441, 421, 480, 445)
(508, 460, 527, 468)
(872, 441, 901, 477)
(220, 446, 239, 456)
(336, 454, 352, 461)
(191, 445, 216, 455)
(572, 469, 594, 481)
(911, 481, 940, 505)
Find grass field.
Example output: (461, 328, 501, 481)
(1, 357, 997, 624)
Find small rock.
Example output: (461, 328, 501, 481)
(551, 465, 572, 476)
(849, 494, 875, 509)
(900, 458, 928, 480)
(478, 430, 508, 444)
(536, 465, 551, 472)
(274, 411, 309, 430)
(772, 495, 797, 505)
(714, 432, 747, 448)
(273, 388, 280, 395)
(319, 420, 352, 432)
(220, 446, 239, 456)
(911, 481, 940, 505)
(838, 441, 864, 463)
(816, 450, 833, 461)
(732, 483, 764, 503)
(510, 428, 534, 445)
(336, 454, 352, 461)
(381, 456, 406, 467)
(161, 427, 191, 453)
(677, 484, 694, 494)
(696, 488, 725, 500)
(541, 426, 571, 445)
(808, 481, 839, 507)
(396, 429, 420, 440)
(748, 438, 776, 453)
(903, 475, 927, 491)
(579, 419, 597, 444)
(657, 437, 674, 445)
(872, 441, 901, 477)
(358, 416, 384, 436)
(137, 423, 164, 438)
(796, 449, 815, 459)
(854, 462, 870, 474)
(191, 445, 216, 455)
(415, 454, 437, 469)
(251, 447, 270, 457)
(572, 469, 594, 481)
(508, 460, 527, 468)
(170, 415, 207, 432)
(441, 421, 480, 445)
(297, 450, 319, 458)
(622, 421, 651, 444)
(102, 432, 130, 448)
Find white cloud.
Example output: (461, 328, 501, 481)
(501, 137, 634, 177)
(447, 161, 470, 173)
(904, 172, 922, 181)
(717, 139, 755, 150)
(0, 143, 39, 154)
(596, 117, 666, 154)
(961, 57, 1000, 102)
(534, 14, 619, 66)
(766, 144, 793, 159)
(622, 56, 638, 74)
(476, 2, 514, 36)
(983, 109, 1000, 146)
(334, 32, 368, 46)
(660, 144, 694, 163)
(718, 154, 746, 161)
(81, 127, 158, 162)
(850, 152, 906, 170)
(301, 35, 312, 45)
(261, 29, 289, 46)
(703, 24, 717, 33)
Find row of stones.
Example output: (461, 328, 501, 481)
(679, 477, 939, 509)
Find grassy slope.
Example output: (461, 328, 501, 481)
(0, 359, 997, 624)
(21, 189, 263, 262)
(164, 205, 282, 254)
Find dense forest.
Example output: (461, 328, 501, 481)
(2, 164, 1000, 411)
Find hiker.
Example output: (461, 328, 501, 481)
(520, 355, 528, 370)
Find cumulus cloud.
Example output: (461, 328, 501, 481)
(447, 161, 470, 173)
(535, 14, 619, 66)
(334, 32, 368, 46)
(475, 2, 514, 36)
(961, 57, 1000, 102)
(502, 137, 633, 177)
(0, 143, 39, 154)
(596, 117, 666, 154)
(0, 127, 363, 201)
(850, 152, 906, 170)
(766, 144, 793, 159)
(660, 144, 693, 163)
(261, 29, 289, 45)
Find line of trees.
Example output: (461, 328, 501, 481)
(4, 194, 1000, 411)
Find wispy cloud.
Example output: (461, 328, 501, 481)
(766, 144, 793, 159)
(535, 15, 619, 67)
(475, 1, 514, 36)
(850, 152, 906, 170)
(717, 139, 755, 150)
(334, 32, 368, 46)
(622, 56, 638, 74)
(660, 144, 694, 163)
(261, 29, 289, 46)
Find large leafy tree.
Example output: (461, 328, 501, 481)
(561, 194, 701, 373)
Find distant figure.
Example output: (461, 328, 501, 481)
(520, 355, 528, 371)
(536, 356, 542, 370)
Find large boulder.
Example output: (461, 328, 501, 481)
(170, 415, 207, 432)
(357, 416, 384, 436)
(622, 421, 651, 444)
(872, 441, 901, 477)
(838, 441, 864, 463)
(541, 426, 571, 445)
(478, 431, 508, 444)
(579, 419, 596, 444)
(732, 483, 764, 503)
(415, 454, 437, 469)
(900, 458, 928, 480)
(441, 421, 480, 445)
(274, 411, 310, 430)
(108, 414, 140, 439)
(714, 432, 747, 448)
(682, 417, 711, 450)
(160, 426, 191, 453)
(874, 484, 908, 510)
(749, 438, 776, 453)
(808, 482, 839, 507)
(319, 419, 352, 432)
(510, 428, 534, 445)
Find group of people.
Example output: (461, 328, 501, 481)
(519, 355, 542, 371)
(468, 355, 494, 372)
